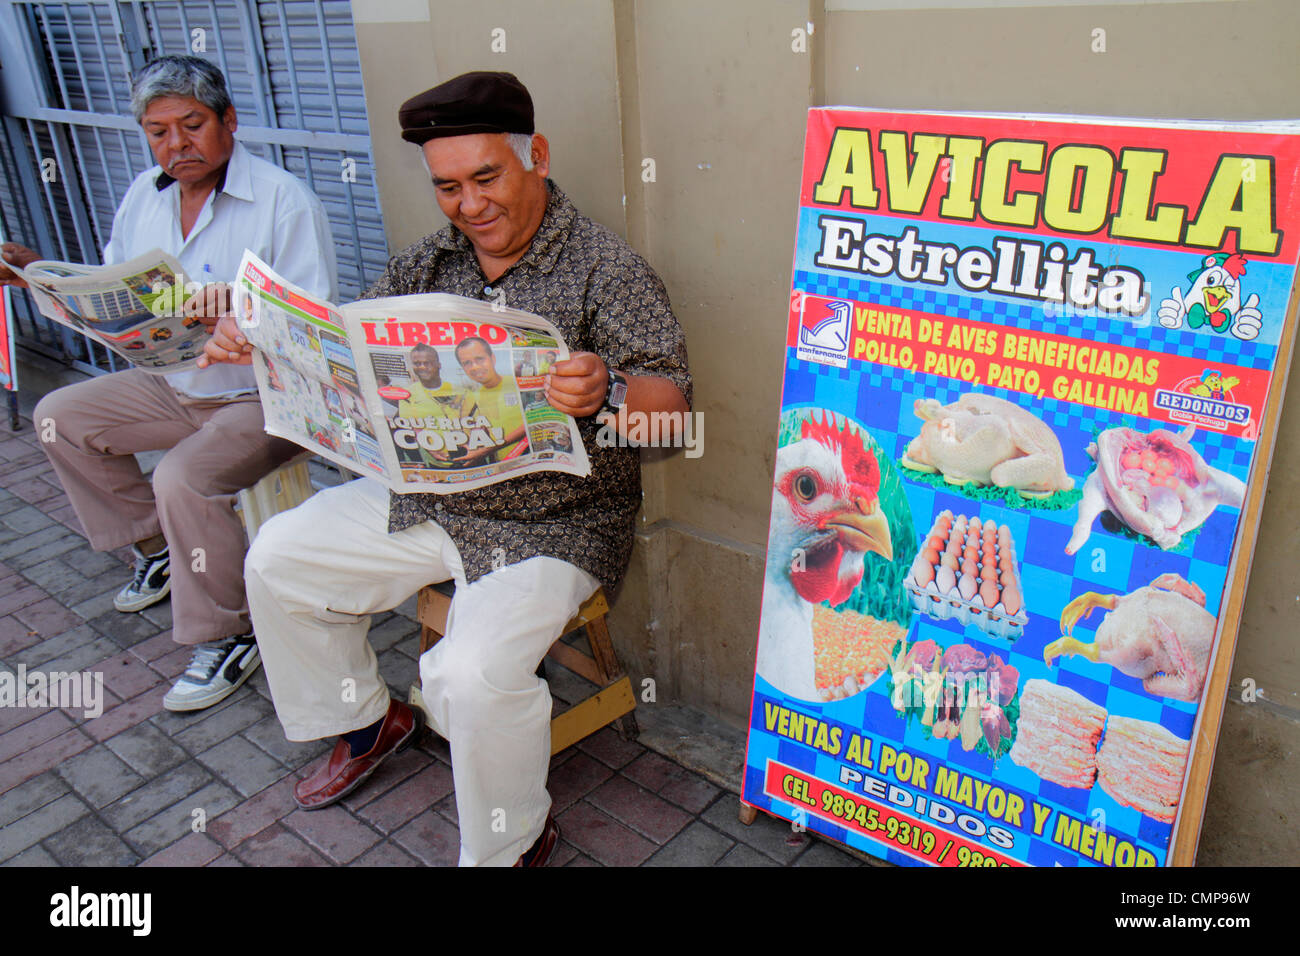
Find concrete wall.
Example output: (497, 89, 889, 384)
(350, 0, 1299, 861)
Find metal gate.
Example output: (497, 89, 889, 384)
(0, 0, 387, 375)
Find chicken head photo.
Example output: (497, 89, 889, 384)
(757, 410, 915, 701)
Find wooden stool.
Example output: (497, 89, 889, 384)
(407, 582, 638, 754)
(237, 453, 315, 542)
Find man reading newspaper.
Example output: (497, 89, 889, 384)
(203, 71, 691, 866)
(0, 55, 337, 712)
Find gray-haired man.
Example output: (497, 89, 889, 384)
(0, 55, 338, 711)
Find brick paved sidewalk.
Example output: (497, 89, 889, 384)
(0, 416, 863, 867)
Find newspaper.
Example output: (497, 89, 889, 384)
(11, 249, 208, 372)
(234, 250, 591, 493)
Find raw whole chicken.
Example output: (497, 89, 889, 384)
(1042, 573, 1215, 702)
(1066, 424, 1244, 554)
(902, 393, 1073, 497)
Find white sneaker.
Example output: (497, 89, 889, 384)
(114, 544, 171, 612)
(163, 635, 260, 712)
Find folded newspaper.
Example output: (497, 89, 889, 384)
(11, 249, 207, 372)
(234, 250, 591, 493)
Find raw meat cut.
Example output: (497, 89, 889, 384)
(1043, 573, 1215, 702)
(1097, 716, 1190, 823)
(1066, 424, 1245, 553)
(1009, 679, 1106, 788)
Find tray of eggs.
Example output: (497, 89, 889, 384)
(905, 511, 1027, 641)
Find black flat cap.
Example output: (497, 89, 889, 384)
(398, 71, 534, 145)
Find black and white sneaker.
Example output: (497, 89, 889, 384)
(163, 634, 261, 712)
(114, 544, 171, 612)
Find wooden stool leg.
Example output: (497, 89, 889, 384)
(582, 616, 622, 684)
(612, 709, 639, 742)
(738, 803, 759, 825)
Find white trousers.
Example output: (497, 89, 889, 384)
(244, 477, 599, 867)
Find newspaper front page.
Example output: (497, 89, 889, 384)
(12, 249, 209, 372)
(234, 250, 590, 493)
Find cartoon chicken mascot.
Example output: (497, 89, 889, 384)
(1158, 252, 1261, 341)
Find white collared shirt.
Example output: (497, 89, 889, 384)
(103, 139, 339, 398)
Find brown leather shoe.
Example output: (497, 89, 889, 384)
(514, 814, 560, 867)
(294, 700, 423, 810)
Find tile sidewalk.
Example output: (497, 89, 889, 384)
(0, 416, 863, 868)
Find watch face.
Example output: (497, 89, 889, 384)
(607, 371, 628, 409)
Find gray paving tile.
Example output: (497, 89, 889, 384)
(172, 693, 273, 753)
(794, 839, 865, 867)
(197, 736, 287, 797)
(717, 843, 780, 866)
(104, 722, 188, 776)
(124, 780, 242, 857)
(0, 793, 88, 860)
(701, 795, 809, 864)
(57, 744, 146, 808)
(44, 814, 141, 866)
(1, 844, 59, 866)
(100, 760, 213, 831)
(0, 772, 68, 828)
(644, 820, 735, 866)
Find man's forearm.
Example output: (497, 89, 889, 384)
(600, 372, 689, 440)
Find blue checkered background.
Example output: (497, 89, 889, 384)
(743, 264, 1283, 867)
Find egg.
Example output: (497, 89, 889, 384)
(979, 579, 1000, 607)
(1001, 582, 1023, 615)
(961, 557, 978, 578)
(941, 553, 958, 570)
(935, 565, 956, 594)
(921, 546, 940, 566)
(913, 560, 935, 587)
(958, 572, 977, 601)
(979, 564, 998, 583)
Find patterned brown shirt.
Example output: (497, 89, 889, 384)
(362, 183, 691, 591)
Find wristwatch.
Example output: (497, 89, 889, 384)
(603, 368, 628, 415)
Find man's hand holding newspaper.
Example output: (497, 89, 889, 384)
(0, 243, 41, 288)
(199, 313, 254, 366)
(209, 250, 592, 493)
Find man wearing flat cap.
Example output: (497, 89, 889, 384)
(206, 71, 690, 866)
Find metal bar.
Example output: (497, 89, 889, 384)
(61, 3, 95, 109)
(5, 107, 371, 151)
(106, 0, 150, 74)
(49, 124, 100, 261)
(200, 0, 233, 83)
(0, 117, 63, 351)
(313, 1, 343, 133)
(88, 125, 118, 243)
(89, 7, 123, 113)
(173, 0, 193, 58)
(54, 5, 108, 250)
(34, 5, 74, 107)
(23, 118, 71, 257)
(230, 0, 284, 165)
(338, 149, 367, 289)
(272, 0, 304, 131)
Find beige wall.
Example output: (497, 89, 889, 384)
(352, 0, 1299, 859)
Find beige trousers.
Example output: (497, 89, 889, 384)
(244, 477, 599, 867)
(34, 369, 300, 644)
